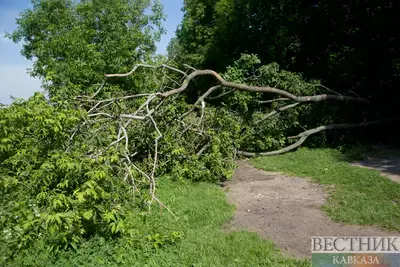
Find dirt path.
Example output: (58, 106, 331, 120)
(224, 161, 397, 258)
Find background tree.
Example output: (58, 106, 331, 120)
(8, 0, 165, 98)
(173, 0, 400, 143)
(173, 0, 304, 71)
(294, 0, 400, 116)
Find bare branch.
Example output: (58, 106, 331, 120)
(196, 141, 211, 156)
(198, 100, 206, 126)
(318, 84, 342, 96)
(87, 101, 103, 114)
(90, 80, 106, 98)
(88, 113, 147, 120)
(181, 85, 221, 118)
(183, 64, 197, 71)
(143, 94, 162, 203)
(288, 119, 395, 139)
(256, 102, 301, 124)
(82, 93, 154, 103)
(105, 63, 187, 78)
(104, 64, 368, 105)
(153, 196, 177, 219)
(348, 90, 361, 98)
(159, 69, 369, 104)
(256, 98, 291, 104)
(209, 88, 235, 99)
(238, 136, 308, 157)
(239, 118, 397, 157)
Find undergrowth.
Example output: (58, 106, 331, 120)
(5, 178, 309, 267)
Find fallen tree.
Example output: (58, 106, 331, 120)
(74, 58, 395, 209)
(81, 61, 373, 164)
(2, 56, 389, 255)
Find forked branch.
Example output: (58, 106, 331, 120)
(105, 64, 369, 104)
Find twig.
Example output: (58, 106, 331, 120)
(196, 141, 210, 156)
(209, 88, 235, 100)
(318, 84, 342, 96)
(181, 85, 221, 118)
(88, 113, 147, 120)
(256, 98, 290, 104)
(146, 95, 162, 203)
(197, 100, 205, 126)
(256, 102, 301, 124)
(183, 64, 197, 71)
(153, 196, 177, 219)
(105, 64, 187, 78)
(90, 80, 106, 98)
(348, 90, 361, 98)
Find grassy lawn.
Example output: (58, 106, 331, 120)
(252, 148, 400, 231)
(9, 179, 309, 267)
(9, 147, 398, 266)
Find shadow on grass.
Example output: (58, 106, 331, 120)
(338, 145, 400, 161)
(337, 145, 400, 183)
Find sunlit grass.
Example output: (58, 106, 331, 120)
(9, 179, 309, 266)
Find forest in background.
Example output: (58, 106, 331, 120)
(169, 0, 399, 143)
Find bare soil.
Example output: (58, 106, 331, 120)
(224, 161, 397, 258)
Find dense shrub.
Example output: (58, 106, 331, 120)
(0, 94, 140, 261)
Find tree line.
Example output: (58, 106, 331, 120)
(170, 0, 400, 141)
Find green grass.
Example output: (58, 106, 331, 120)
(10, 147, 397, 266)
(252, 148, 400, 231)
(338, 145, 400, 161)
(8, 179, 309, 267)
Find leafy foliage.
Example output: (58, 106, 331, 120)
(5, 178, 309, 267)
(207, 54, 324, 152)
(0, 94, 141, 261)
(173, 0, 304, 71)
(7, 0, 165, 97)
